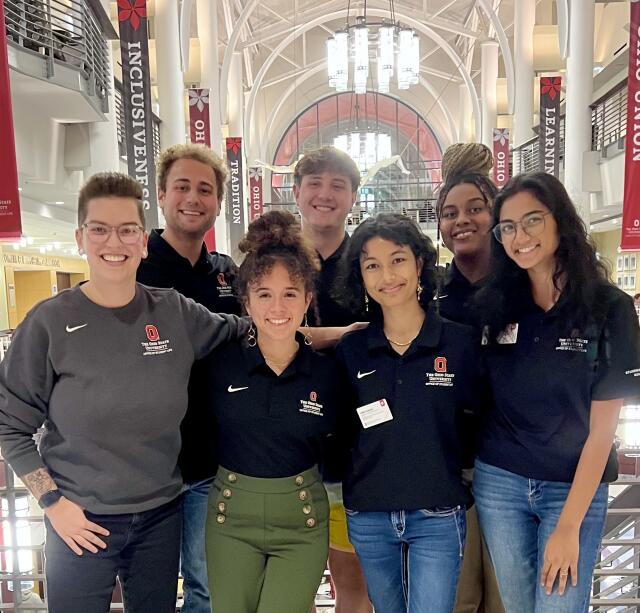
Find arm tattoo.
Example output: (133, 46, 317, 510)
(23, 468, 57, 500)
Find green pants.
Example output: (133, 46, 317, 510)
(206, 465, 329, 613)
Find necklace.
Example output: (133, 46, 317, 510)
(384, 332, 419, 347)
(263, 346, 299, 367)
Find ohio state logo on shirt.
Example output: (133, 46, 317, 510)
(217, 272, 227, 286)
(425, 357, 455, 387)
(141, 324, 173, 357)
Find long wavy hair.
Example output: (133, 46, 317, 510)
(335, 213, 437, 320)
(475, 172, 611, 334)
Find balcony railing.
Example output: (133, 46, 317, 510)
(511, 115, 566, 175)
(591, 80, 627, 154)
(3, 0, 111, 111)
(114, 78, 162, 161)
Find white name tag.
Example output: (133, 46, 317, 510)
(357, 399, 393, 429)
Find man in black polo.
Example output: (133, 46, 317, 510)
(137, 143, 240, 613)
(293, 147, 372, 613)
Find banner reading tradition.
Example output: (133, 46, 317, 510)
(492, 128, 510, 188)
(538, 76, 562, 178)
(248, 167, 264, 222)
(0, 0, 23, 241)
(117, 0, 158, 227)
(226, 138, 246, 259)
(622, 0, 640, 250)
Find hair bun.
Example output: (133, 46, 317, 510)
(239, 211, 301, 255)
(441, 143, 493, 183)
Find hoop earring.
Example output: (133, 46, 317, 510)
(78, 248, 85, 256)
(364, 292, 369, 312)
(303, 311, 312, 345)
(142, 249, 148, 258)
(417, 282, 423, 301)
(247, 322, 257, 347)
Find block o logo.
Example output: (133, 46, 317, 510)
(434, 357, 447, 373)
(145, 325, 160, 342)
(310, 391, 317, 402)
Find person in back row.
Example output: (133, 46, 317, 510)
(437, 142, 505, 613)
(137, 143, 240, 613)
(293, 147, 372, 613)
(0, 173, 246, 613)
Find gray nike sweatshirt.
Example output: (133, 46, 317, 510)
(0, 284, 246, 514)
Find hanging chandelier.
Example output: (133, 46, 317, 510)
(333, 132, 392, 171)
(327, 14, 420, 94)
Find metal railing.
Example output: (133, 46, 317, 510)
(3, 0, 111, 110)
(511, 115, 566, 175)
(114, 79, 162, 161)
(591, 81, 628, 153)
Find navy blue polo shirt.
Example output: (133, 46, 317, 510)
(137, 229, 241, 483)
(202, 337, 343, 478)
(437, 261, 483, 327)
(480, 284, 640, 483)
(335, 307, 487, 512)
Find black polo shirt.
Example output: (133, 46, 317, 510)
(335, 307, 487, 512)
(308, 235, 365, 326)
(480, 284, 640, 483)
(437, 261, 483, 327)
(203, 337, 343, 477)
(137, 229, 241, 484)
(137, 230, 240, 314)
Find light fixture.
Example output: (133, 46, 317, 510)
(327, 10, 419, 93)
(334, 132, 392, 172)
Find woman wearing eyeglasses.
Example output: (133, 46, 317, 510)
(474, 172, 640, 613)
(0, 173, 246, 613)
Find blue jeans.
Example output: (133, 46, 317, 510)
(473, 459, 608, 613)
(181, 477, 213, 613)
(346, 507, 466, 613)
(45, 497, 181, 613)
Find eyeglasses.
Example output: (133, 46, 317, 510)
(492, 211, 551, 243)
(82, 222, 145, 244)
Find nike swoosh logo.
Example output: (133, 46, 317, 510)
(436, 294, 448, 299)
(66, 324, 88, 333)
(227, 385, 249, 393)
(357, 370, 376, 379)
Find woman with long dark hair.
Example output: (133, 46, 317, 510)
(474, 172, 640, 612)
(335, 213, 487, 613)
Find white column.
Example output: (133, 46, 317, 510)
(458, 84, 474, 142)
(563, 0, 595, 224)
(197, 0, 228, 252)
(197, 0, 222, 155)
(228, 52, 244, 139)
(155, 0, 185, 147)
(480, 39, 499, 149)
(513, 0, 535, 146)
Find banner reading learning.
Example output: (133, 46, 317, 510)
(0, 0, 23, 241)
(622, 0, 640, 250)
(538, 76, 562, 178)
(118, 0, 158, 227)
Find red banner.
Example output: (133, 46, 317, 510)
(188, 88, 211, 147)
(248, 167, 264, 222)
(492, 128, 510, 188)
(0, 0, 23, 241)
(622, 1, 640, 250)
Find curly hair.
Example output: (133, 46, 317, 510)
(475, 172, 611, 334)
(156, 144, 229, 202)
(335, 213, 437, 318)
(441, 143, 493, 183)
(235, 211, 320, 309)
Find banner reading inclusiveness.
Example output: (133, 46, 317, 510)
(622, 0, 640, 250)
(117, 0, 158, 227)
